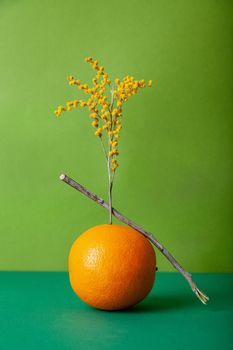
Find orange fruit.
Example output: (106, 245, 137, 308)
(68, 224, 156, 310)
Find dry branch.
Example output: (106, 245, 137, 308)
(60, 173, 209, 305)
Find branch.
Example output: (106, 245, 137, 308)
(59, 173, 209, 305)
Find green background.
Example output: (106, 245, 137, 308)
(0, 0, 232, 272)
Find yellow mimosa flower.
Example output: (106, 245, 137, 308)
(91, 120, 98, 128)
(80, 100, 87, 107)
(95, 128, 102, 137)
(55, 57, 153, 185)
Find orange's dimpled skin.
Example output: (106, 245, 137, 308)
(68, 224, 156, 310)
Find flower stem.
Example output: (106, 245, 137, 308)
(107, 85, 115, 224)
(100, 137, 108, 163)
(107, 158, 113, 224)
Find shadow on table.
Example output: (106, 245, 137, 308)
(128, 293, 194, 313)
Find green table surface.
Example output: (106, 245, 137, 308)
(0, 272, 232, 349)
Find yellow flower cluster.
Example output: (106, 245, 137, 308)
(54, 57, 152, 172)
(114, 76, 152, 103)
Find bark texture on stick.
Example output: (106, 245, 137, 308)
(59, 173, 209, 305)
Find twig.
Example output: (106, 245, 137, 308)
(59, 173, 209, 305)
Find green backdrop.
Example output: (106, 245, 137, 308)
(0, 0, 232, 272)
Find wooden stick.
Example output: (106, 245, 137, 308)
(60, 173, 209, 305)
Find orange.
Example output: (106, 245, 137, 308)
(68, 224, 156, 310)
